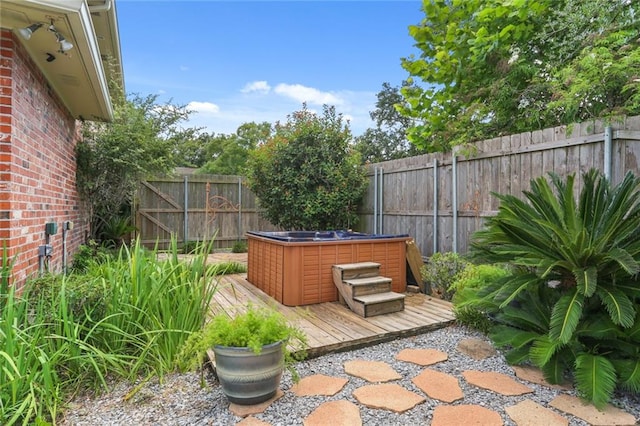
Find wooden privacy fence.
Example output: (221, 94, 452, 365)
(135, 174, 277, 249)
(359, 115, 640, 258)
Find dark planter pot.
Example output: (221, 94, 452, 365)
(213, 340, 284, 405)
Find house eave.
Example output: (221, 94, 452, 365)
(1, 0, 123, 122)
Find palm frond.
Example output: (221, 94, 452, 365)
(624, 321, 640, 343)
(574, 353, 617, 409)
(495, 274, 538, 309)
(596, 287, 636, 328)
(505, 346, 531, 365)
(549, 291, 584, 344)
(574, 266, 597, 297)
(540, 353, 568, 385)
(604, 247, 640, 276)
(575, 315, 620, 339)
(612, 359, 640, 393)
(530, 335, 561, 368)
(489, 325, 540, 349)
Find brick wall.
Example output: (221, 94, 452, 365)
(0, 29, 88, 286)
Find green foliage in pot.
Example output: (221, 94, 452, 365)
(176, 304, 307, 379)
(467, 169, 640, 408)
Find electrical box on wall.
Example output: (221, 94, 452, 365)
(65, 221, 74, 230)
(38, 244, 53, 257)
(45, 222, 58, 235)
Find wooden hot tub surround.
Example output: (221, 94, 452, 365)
(246, 231, 410, 306)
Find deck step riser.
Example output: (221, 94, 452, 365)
(352, 282, 392, 297)
(364, 299, 405, 317)
(341, 269, 380, 280)
(332, 262, 405, 318)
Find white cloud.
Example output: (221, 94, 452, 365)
(178, 87, 377, 137)
(179, 65, 189, 71)
(241, 81, 271, 94)
(274, 83, 343, 106)
(187, 101, 220, 114)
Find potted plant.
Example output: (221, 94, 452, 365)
(176, 304, 307, 405)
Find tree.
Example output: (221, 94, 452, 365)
(354, 82, 425, 163)
(400, 0, 640, 152)
(246, 105, 368, 230)
(197, 122, 272, 175)
(77, 93, 195, 239)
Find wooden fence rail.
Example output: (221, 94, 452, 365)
(136, 116, 640, 256)
(359, 115, 640, 257)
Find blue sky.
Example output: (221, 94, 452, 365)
(116, 1, 425, 136)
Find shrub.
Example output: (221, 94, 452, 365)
(70, 240, 114, 273)
(420, 252, 469, 300)
(232, 240, 247, 253)
(246, 105, 368, 230)
(469, 169, 640, 408)
(208, 261, 246, 275)
(451, 263, 509, 333)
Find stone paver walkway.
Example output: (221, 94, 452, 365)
(230, 337, 638, 425)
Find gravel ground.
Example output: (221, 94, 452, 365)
(61, 325, 640, 426)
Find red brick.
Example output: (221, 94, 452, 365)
(1, 30, 87, 285)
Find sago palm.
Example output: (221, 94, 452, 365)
(469, 169, 640, 408)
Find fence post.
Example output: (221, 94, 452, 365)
(379, 168, 384, 234)
(373, 167, 378, 234)
(183, 175, 189, 246)
(604, 126, 612, 180)
(433, 159, 438, 254)
(452, 148, 458, 253)
(238, 177, 242, 241)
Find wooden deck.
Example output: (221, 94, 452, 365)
(211, 273, 456, 358)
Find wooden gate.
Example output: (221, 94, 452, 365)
(135, 174, 277, 249)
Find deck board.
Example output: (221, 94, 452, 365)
(210, 273, 456, 358)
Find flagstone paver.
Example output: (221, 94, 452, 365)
(353, 383, 425, 413)
(549, 394, 637, 426)
(229, 390, 284, 418)
(343, 360, 401, 382)
(303, 400, 362, 426)
(412, 369, 463, 403)
(431, 404, 503, 426)
(291, 374, 349, 396)
(456, 338, 497, 360)
(228, 345, 637, 425)
(463, 370, 534, 396)
(512, 365, 572, 391)
(396, 348, 448, 366)
(505, 399, 568, 426)
(236, 416, 272, 426)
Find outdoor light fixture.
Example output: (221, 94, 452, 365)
(16, 21, 73, 54)
(17, 23, 43, 40)
(49, 24, 73, 53)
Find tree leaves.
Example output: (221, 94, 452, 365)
(246, 105, 367, 230)
(401, 0, 640, 151)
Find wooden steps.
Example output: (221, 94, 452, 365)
(332, 262, 405, 318)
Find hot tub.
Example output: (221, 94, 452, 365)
(246, 230, 410, 306)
